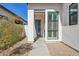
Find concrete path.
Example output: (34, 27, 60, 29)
(28, 38, 49, 56)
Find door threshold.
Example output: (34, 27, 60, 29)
(45, 40, 62, 43)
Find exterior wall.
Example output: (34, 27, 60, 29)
(28, 10, 36, 42)
(24, 25, 28, 37)
(62, 3, 79, 51)
(0, 7, 25, 49)
(0, 7, 18, 20)
(0, 6, 26, 35)
(28, 4, 62, 21)
(28, 3, 62, 10)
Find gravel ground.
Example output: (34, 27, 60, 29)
(0, 37, 32, 56)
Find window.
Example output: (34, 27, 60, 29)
(69, 3, 78, 25)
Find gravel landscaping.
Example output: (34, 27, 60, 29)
(10, 43, 32, 56)
(0, 38, 33, 56)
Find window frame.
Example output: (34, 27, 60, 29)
(69, 3, 78, 25)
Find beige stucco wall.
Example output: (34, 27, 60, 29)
(28, 3, 62, 10)
(0, 6, 25, 33)
(0, 7, 18, 20)
(0, 6, 26, 37)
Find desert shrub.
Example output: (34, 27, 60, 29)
(0, 17, 25, 50)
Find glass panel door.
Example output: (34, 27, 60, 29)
(47, 11, 59, 40)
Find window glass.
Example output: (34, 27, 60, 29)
(48, 12, 58, 39)
(69, 3, 78, 25)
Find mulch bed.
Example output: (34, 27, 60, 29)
(9, 43, 33, 56)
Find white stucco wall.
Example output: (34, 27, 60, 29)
(28, 10, 34, 42)
(24, 25, 28, 37)
(62, 3, 79, 51)
(28, 10, 37, 42)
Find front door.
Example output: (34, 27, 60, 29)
(45, 10, 59, 41)
(35, 20, 41, 37)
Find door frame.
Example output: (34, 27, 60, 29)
(45, 9, 62, 42)
(34, 11, 45, 38)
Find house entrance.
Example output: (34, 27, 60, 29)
(34, 12, 45, 38)
(35, 20, 41, 37)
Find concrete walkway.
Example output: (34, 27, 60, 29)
(28, 38, 79, 56)
(28, 38, 49, 56)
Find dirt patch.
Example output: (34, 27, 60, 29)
(0, 38, 33, 56)
(10, 43, 32, 56)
